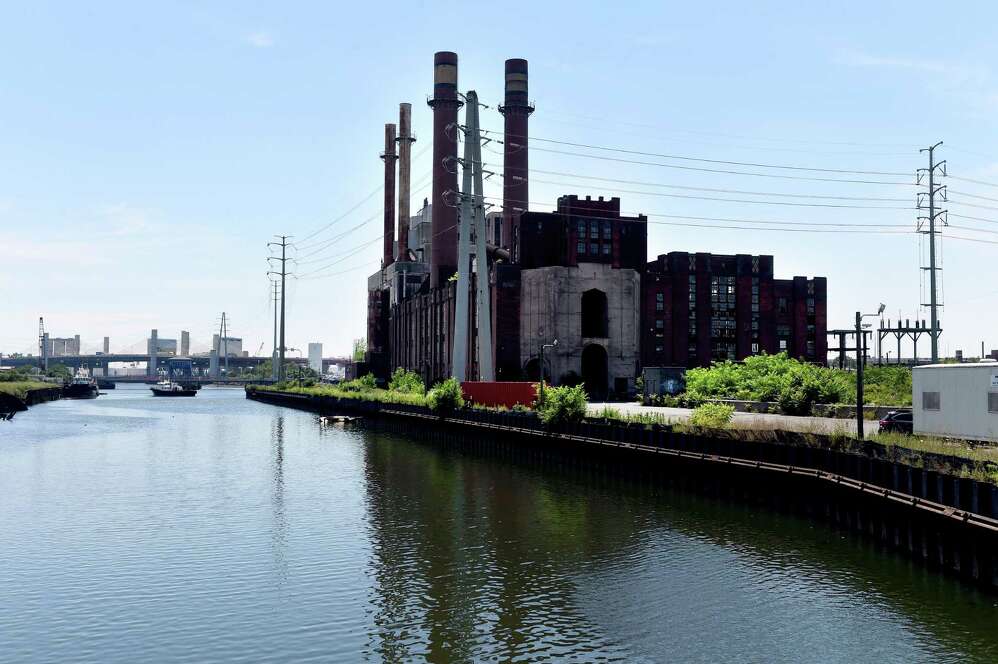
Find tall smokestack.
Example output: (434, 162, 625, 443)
(499, 58, 533, 256)
(428, 51, 461, 288)
(381, 123, 398, 268)
(397, 103, 414, 262)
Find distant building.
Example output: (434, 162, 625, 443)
(46, 335, 81, 357)
(148, 337, 178, 355)
(212, 335, 243, 358)
(308, 343, 323, 373)
(180, 331, 190, 357)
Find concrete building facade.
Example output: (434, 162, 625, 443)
(308, 343, 323, 374)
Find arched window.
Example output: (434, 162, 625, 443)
(581, 289, 608, 338)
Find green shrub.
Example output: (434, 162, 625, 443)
(537, 384, 588, 425)
(510, 403, 532, 414)
(594, 405, 622, 420)
(427, 377, 465, 412)
(339, 373, 377, 392)
(388, 368, 425, 395)
(689, 403, 734, 428)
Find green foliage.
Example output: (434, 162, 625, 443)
(427, 377, 465, 412)
(683, 353, 851, 415)
(339, 373, 377, 392)
(856, 366, 912, 406)
(679, 353, 911, 412)
(0, 367, 37, 382)
(45, 364, 72, 380)
(689, 403, 734, 428)
(352, 338, 367, 362)
(0, 381, 54, 400)
(257, 382, 427, 406)
(536, 384, 588, 425)
(510, 403, 532, 414)
(594, 405, 623, 420)
(388, 368, 425, 395)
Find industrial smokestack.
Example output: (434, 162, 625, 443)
(428, 51, 461, 288)
(500, 58, 533, 256)
(381, 123, 398, 268)
(397, 103, 414, 262)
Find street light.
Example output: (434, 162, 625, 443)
(538, 339, 558, 404)
(856, 303, 886, 439)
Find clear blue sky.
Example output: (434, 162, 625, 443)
(3, 1, 998, 359)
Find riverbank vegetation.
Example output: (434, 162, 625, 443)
(0, 381, 57, 401)
(645, 353, 912, 412)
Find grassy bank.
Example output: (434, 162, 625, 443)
(0, 381, 57, 401)
(253, 377, 998, 477)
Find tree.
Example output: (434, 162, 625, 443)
(352, 338, 367, 362)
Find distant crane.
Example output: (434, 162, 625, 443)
(256, 342, 265, 355)
(38, 317, 47, 371)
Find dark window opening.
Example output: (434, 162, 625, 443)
(581, 289, 608, 338)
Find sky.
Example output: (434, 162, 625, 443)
(3, 1, 998, 360)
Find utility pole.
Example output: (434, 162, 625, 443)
(268, 236, 292, 382)
(451, 90, 494, 381)
(271, 280, 280, 381)
(917, 142, 946, 363)
(218, 312, 229, 376)
(855, 312, 865, 440)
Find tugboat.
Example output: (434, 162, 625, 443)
(150, 380, 199, 397)
(63, 374, 99, 399)
(149, 357, 200, 397)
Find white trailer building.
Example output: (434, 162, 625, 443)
(912, 361, 998, 442)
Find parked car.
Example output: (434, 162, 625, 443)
(879, 410, 913, 434)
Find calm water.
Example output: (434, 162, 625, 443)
(3, 385, 998, 663)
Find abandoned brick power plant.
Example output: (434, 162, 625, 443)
(364, 51, 827, 397)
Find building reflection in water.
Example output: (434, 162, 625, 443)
(359, 428, 998, 662)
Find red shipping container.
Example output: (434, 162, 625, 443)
(461, 381, 538, 409)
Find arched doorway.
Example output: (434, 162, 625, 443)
(524, 358, 551, 382)
(581, 344, 608, 400)
(581, 289, 608, 338)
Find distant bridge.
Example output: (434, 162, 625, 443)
(0, 354, 351, 376)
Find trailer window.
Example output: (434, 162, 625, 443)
(989, 392, 998, 414)
(922, 391, 941, 411)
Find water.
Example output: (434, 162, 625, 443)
(3, 385, 998, 663)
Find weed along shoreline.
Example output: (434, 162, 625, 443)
(246, 383, 998, 592)
(0, 382, 62, 418)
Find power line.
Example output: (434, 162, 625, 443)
(296, 144, 433, 246)
(516, 144, 918, 186)
(947, 190, 998, 203)
(481, 128, 913, 176)
(523, 175, 913, 210)
(948, 198, 998, 211)
(483, 194, 911, 232)
(949, 174, 998, 189)
(949, 212, 998, 225)
(525, 168, 912, 202)
(521, 106, 918, 149)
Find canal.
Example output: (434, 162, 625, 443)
(3, 385, 998, 663)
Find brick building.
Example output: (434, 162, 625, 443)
(366, 52, 828, 397)
(642, 253, 827, 369)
